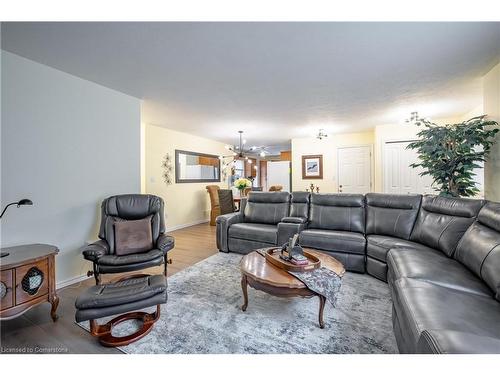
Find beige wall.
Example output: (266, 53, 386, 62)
(484, 62, 500, 201)
(291, 131, 374, 193)
(462, 104, 484, 120)
(373, 115, 475, 193)
(144, 124, 228, 230)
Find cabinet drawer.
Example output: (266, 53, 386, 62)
(0, 269, 14, 310)
(15, 259, 49, 305)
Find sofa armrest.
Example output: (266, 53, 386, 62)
(82, 240, 109, 262)
(216, 212, 243, 252)
(277, 222, 306, 247)
(157, 233, 175, 255)
(281, 216, 307, 224)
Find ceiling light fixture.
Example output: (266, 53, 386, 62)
(220, 131, 271, 160)
(316, 129, 328, 140)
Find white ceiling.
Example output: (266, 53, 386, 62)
(2, 22, 500, 153)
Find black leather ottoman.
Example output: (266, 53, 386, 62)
(75, 274, 167, 347)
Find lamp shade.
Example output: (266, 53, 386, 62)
(17, 199, 33, 206)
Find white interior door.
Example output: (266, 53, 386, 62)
(267, 161, 291, 192)
(383, 141, 434, 194)
(337, 146, 372, 193)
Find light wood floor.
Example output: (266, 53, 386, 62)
(0, 223, 218, 354)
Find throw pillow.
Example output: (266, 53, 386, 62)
(114, 216, 154, 256)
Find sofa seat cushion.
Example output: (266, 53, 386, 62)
(366, 235, 432, 262)
(97, 249, 164, 266)
(387, 247, 492, 297)
(299, 229, 366, 255)
(392, 278, 500, 353)
(229, 223, 277, 244)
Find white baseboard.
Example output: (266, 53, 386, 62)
(56, 220, 208, 289)
(166, 219, 209, 232)
(57, 273, 91, 290)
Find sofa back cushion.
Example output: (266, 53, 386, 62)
(290, 192, 310, 218)
(454, 202, 500, 301)
(308, 194, 365, 233)
(366, 193, 422, 240)
(410, 195, 483, 257)
(244, 192, 290, 225)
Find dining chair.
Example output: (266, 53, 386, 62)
(206, 185, 221, 226)
(218, 189, 236, 215)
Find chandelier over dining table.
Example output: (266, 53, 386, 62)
(220, 130, 270, 163)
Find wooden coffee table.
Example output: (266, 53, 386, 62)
(240, 248, 345, 328)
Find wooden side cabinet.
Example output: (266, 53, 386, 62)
(0, 244, 59, 321)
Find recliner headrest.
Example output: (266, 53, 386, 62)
(104, 194, 163, 220)
(247, 191, 290, 203)
(310, 193, 364, 207)
(478, 201, 500, 232)
(291, 192, 310, 203)
(366, 193, 421, 210)
(421, 195, 483, 218)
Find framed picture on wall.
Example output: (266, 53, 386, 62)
(302, 155, 323, 179)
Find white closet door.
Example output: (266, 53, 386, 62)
(337, 146, 372, 193)
(383, 141, 434, 194)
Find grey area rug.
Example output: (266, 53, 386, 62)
(77, 253, 398, 354)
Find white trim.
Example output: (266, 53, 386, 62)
(56, 273, 91, 290)
(336, 144, 374, 193)
(166, 219, 209, 233)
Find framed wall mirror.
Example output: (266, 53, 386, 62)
(175, 150, 221, 183)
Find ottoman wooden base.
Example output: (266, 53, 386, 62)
(75, 274, 167, 347)
(89, 305, 161, 347)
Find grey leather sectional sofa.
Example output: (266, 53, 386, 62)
(216, 191, 500, 353)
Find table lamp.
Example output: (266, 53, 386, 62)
(0, 199, 33, 258)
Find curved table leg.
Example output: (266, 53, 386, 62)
(241, 275, 248, 311)
(318, 295, 326, 329)
(50, 295, 59, 322)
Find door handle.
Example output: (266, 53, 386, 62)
(339, 184, 343, 193)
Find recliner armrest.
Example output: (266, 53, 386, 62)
(277, 221, 306, 246)
(216, 212, 243, 252)
(157, 233, 175, 255)
(281, 216, 307, 224)
(82, 240, 109, 262)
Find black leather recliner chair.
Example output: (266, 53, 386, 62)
(82, 194, 175, 284)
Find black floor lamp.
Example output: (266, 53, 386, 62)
(0, 199, 33, 258)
